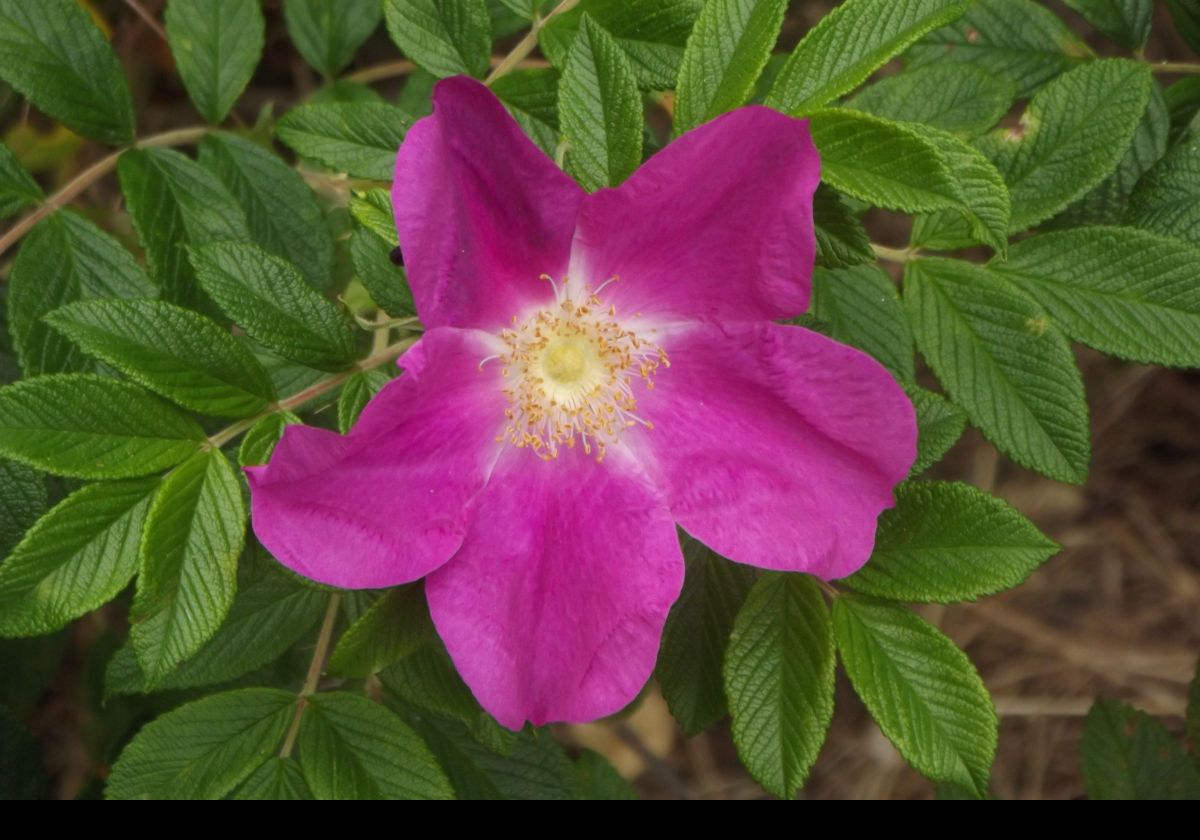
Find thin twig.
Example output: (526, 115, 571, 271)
(871, 243, 918, 264)
(1146, 61, 1200, 74)
(486, 0, 581, 85)
(124, 0, 168, 43)
(280, 593, 343, 759)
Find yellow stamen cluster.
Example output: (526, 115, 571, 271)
(491, 276, 667, 462)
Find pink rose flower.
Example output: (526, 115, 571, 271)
(247, 77, 916, 730)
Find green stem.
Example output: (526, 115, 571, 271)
(1147, 61, 1200, 75)
(485, 0, 581, 85)
(279, 593, 343, 759)
(871, 243, 918, 264)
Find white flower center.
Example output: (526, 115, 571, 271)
(490, 276, 667, 462)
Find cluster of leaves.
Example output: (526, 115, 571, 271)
(1, 0, 1198, 799)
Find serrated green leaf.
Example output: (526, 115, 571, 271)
(238, 412, 300, 468)
(990, 227, 1200, 369)
(0, 0, 135, 143)
(381, 640, 490, 727)
(117, 147, 251, 306)
(833, 595, 997, 797)
(297, 691, 453, 799)
(908, 385, 967, 476)
(336, 369, 392, 434)
(0, 479, 157, 637)
(1063, 0, 1151, 50)
(349, 227, 415, 317)
(0, 142, 41, 220)
(46, 299, 276, 419)
(1165, 77, 1200, 146)
(328, 583, 433, 677)
(845, 481, 1058, 604)
(540, 0, 701, 91)
(0, 706, 49, 799)
(382, 0, 491, 78)
(283, 0, 381, 78)
(491, 68, 561, 156)
(0, 374, 204, 479)
(233, 756, 314, 800)
(905, 258, 1090, 484)
(165, 0, 263, 124)
(907, 0, 1091, 98)
(766, 0, 970, 116)
(0, 459, 45, 559)
(349, 188, 397, 246)
(656, 535, 756, 736)
(812, 264, 914, 383)
(106, 688, 296, 799)
(131, 450, 246, 682)
(276, 103, 411, 180)
(725, 573, 834, 800)
(198, 132, 334, 291)
(812, 184, 873, 270)
(1128, 137, 1200, 246)
(1081, 698, 1200, 800)
(560, 15, 643, 192)
(8, 211, 156, 377)
(850, 65, 1016, 138)
(672, 0, 787, 135)
(191, 242, 358, 371)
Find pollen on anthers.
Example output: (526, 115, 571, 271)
(479, 274, 668, 462)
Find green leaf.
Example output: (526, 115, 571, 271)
(1063, 0, 1152, 50)
(349, 188, 397, 246)
(46, 299, 276, 418)
(850, 65, 1016, 138)
(276, 103, 411, 180)
(540, 0, 701, 91)
(906, 258, 1090, 484)
(574, 750, 635, 800)
(1165, 77, 1200, 145)
(491, 68, 561, 156)
(908, 386, 967, 476)
(238, 412, 300, 468)
(7, 211, 156, 377)
(1128, 138, 1200, 247)
(0, 458, 45, 559)
(0, 706, 49, 800)
(559, 15, 643, 192)
(833, 595, 997, 797)
(656, 535, 756, 736)
(812, 184, 873, 269)
(0, 374, 204, 479)
(765, 0, 971, 116)
(0, 479, 157, 637)
(165, 0, 264, 124)
(1081, 698, 1200, 800)
(382, 0, 491, 79)
(672, 0, 787, 135)
(981, 59, 1153, 233)
(0, 0, 135, 143)
(131, 450, 246, 683)
(191, 242, 358, 371)
(106, 688, 296, 799)
(350, 226, 415, 317)
(198, 132, 334, 292)
(990, 227, 1200, 368)
(233, 756, 314, 800)
(812, 264, 914, 383)
(117, 147, 251, 306)
(336, 369, 392, 434)
(725, 573, 834, 800)
(297, 691, 454, 799)
(0, 142, 42, 220)
(845, 481, 1058, 604)
(381, 640, 492, 729)
(328, 584, 433, 677)
(283, 0, 382, 78)
(907, 0, 1091, 98)
(1167, 0, 1200, 55)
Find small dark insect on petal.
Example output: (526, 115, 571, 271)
(390, 246, 405, 266)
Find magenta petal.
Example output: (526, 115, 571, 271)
(571, 106, 820, 322)
(425, 447, 684, 730)
(635, 322, 916, 580)
(393, 77, 584, 330)
(246, 328, 505, 589)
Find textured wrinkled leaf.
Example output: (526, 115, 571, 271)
(0, 375, 204, 479)
(812, 184, 872, 269)
(1063, 0, 1151, 50)
(199, 133, 334, 291)
(328, 583, 433, 677)
(908, 386, 967, 476)
(845, 481, 1058, 604)
(0, 142, 41, 219)
(8, 211, 156, 377)
(284, 0, 381, 78)
(656, 536, 756, 736)
(1165, 77, 1200, 145)
(850, 65, 1016, 138)
(238, 412, 300, 468)
(1081, 699, 1200, 800)
(131, 450, 246, 683)
(233, 756, 314, 800)
(907, 0, 1091, 98)
(492, 68, 561, 156)
(0, 0, 135, 143)
(766, 0, 970, 116)
(833, 595, 997, 797)
(46, 300, 276, 418)
(0, 479, 156, 637)
(106, 688, 295, 800)
(297, 691, 453, 800)
(725, 573, 834, 800)
(0, 459, 45, 559)
(381, 641, 493, 729)
(350, 227, 415, 317)
(276, 103, 411, 180)
(165, 0, 264, 123)
(349, 188, 397, 246)
(672, 0, 787, 135)
(0, 706, 49, 799)
(811, 264, 913, 383)
(560, 15, 643, 192)
(905, 259, 1090, 484)
(1128, 138, 1200, 246)
(336, 369, 392, 434)
(118, 147, 251, 305)
(191, 243, 358, 371)
(382, 0, 491, 78)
